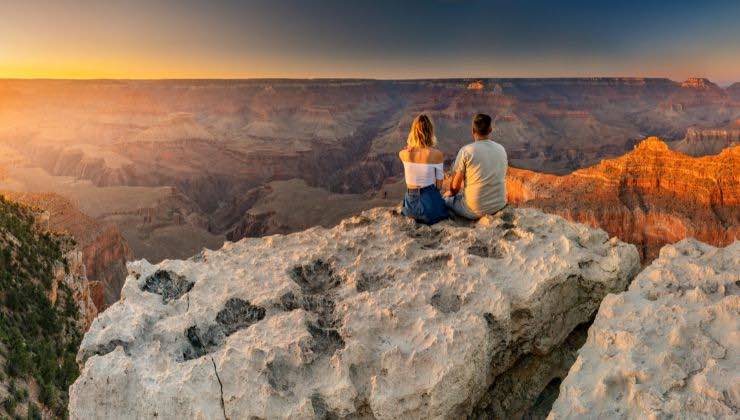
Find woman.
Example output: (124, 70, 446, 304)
(399, 114, 449, 224)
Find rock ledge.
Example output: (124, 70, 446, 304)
(70, 207, 639, 419)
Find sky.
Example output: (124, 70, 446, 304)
(0, 0, 738, 84)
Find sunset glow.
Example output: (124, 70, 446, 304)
(1, 0, 738, 83)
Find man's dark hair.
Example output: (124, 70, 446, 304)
(472, 113, 492, 136)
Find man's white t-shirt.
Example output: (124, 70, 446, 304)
(452, 140, 508, 215)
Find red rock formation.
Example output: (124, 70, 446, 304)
(507, 137, 738, 262)
(467, 80, 485, 90)
(1, 191, 133, 309)
(680, 77, 721, 90)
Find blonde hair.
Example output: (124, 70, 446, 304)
(406, 114, 437, 148)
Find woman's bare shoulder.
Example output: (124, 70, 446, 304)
(398, 148, 410, 161)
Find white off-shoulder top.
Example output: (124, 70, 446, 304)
(402, 161, 444, 188)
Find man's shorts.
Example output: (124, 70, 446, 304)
(443, 194, 481, 220)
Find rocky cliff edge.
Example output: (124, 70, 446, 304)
(69, 207, 640, 419)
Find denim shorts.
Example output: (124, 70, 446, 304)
(402, 185, 449, 225)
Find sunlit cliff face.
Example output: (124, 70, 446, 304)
(507, 137, 739, 262)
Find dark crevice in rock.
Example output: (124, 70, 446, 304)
(525, 378, 562, 420)
(500, 222, 516, 230)
(511, 308, 533, 327)
(284, 260, 346, 356)
(499, 209, 516, 224)
(470, 323, 589, 419)
(352, 398, 377, 420)
(307, 321, 345, 356)
(470, 263, 622, 419)
(81, 339, 130, 363)
(356, 272, 393, 293)
(211, 357, 228, 420)
(281, 292, 336, 327)
(311, 393, 338, 420)
(182, 298, 266, 360)
(262, 260, 351, 408)
(183, 326, 209, 360)
(430, 288, 462, 314)
(503, 230, 521, 242)
(279, 291, 302, 311)
(468, 240, 505, 259)
(142, 270, 194, 303)
(289, 259, 342, 294)
(578, 259, 595, 269)
(216, 298, 267, 336)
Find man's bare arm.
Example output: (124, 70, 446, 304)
(448, 172, 464, 196)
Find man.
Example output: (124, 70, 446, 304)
(444, 113, 507, 219)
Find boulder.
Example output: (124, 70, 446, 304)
(69, 207, 639, 419)
(549, 239, 739, 419)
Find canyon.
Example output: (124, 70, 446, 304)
(0, 77, 736, 418)
(0, 77, 737, 309)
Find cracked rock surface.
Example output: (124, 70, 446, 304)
(549, 239, 740, 419)
(69, 207, 639, 419)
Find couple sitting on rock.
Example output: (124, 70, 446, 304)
(399, 113, 507, 224)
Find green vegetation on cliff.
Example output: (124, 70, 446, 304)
(0, 196, 82, 419)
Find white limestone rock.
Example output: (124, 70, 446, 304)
(69, 207, 639, 419)
(549, 239, 740, 419)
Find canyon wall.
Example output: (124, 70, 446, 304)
(49, 249, 98, 331)
(672, 123, 740, 156)
(1, 191, 133, 309)
(507, 137, 739, 262)
(0, 197, 86, 417)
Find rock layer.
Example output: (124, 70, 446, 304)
(507, 137, 739, 262)
(549, 239, 739, 419)
(69, 207, 639, 419)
